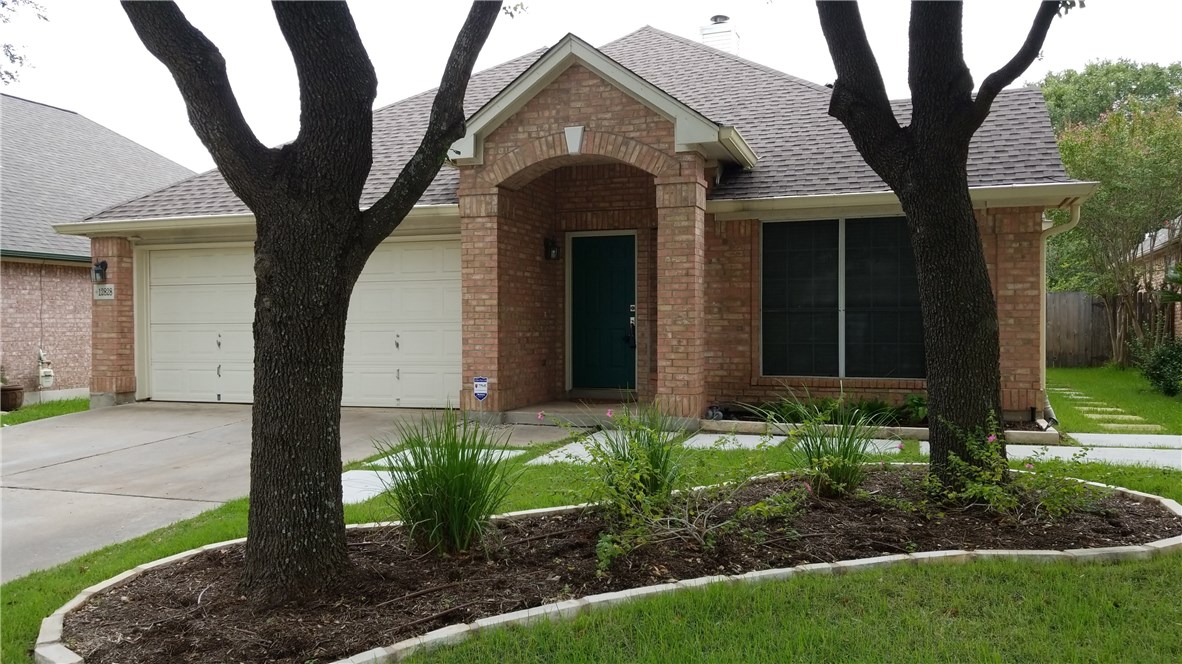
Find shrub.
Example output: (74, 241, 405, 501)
(926, 414, 1107, 521)
(376, 409, 519, 554)
(1140, 338, 1182, 396)
(586, 403, 687, 526)
(901, 394, 928, 425)
(787, 403, 882, 497)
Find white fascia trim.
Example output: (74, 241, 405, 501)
(450, 34, 730, 164)
(707, 181, 1099, 220)
(53, 204, 462, 237)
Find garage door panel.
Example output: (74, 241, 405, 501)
(218, 364, 254, 403)
(397, 326, 460, 364)
(342, 369, 399, 406)
(218, 327, 254, 362)
(150, 284, 253, 324)
(398, 367, 459, 408)
(343, 326, 397, 363)
(150, 365, 219, 402)
(150, 326, 220, 363)
(149, 240, 460, 408)
(150, 248, 254, 285)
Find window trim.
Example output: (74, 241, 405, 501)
(759, 216, 924, 381)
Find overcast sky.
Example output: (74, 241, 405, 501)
(5, 1, 1180, 173)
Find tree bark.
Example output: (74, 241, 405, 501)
(898, 157, 1003, 471)
(816, 0, 1064, 483)
(122, 0, 501, 601)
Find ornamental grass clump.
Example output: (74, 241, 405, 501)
(377, 409, 519, 553)
(786, 402, 882, 497)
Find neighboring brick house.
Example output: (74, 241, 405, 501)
(1136, 219, 1182, 337)
(1, 94, 192, 404)
(58, 28, 1094, 420)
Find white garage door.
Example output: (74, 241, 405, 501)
(147, 240, 461, 407)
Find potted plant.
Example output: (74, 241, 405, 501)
(1, 366, 25, 412)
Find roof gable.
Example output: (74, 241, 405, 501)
(451, 33, 757, 168)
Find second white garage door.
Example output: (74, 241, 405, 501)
(147, 239, 461, 407)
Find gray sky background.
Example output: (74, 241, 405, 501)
(5, 1, 1180, 173)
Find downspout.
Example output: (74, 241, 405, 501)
(1039, 203, 1082, 426)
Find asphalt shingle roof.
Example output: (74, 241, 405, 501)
(90, 26, 1071, 222)
(1, 94, 194, 256)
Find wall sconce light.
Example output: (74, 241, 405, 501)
(91, 260, 108, 283)
(544, 238, 561, 261)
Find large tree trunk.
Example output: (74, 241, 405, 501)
(243, 204, 364, 597)
(899, 158, 1003, 477)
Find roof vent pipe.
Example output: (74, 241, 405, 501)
(701, 15, 740, 55)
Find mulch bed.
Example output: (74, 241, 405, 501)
(63, 467, 1181, 664)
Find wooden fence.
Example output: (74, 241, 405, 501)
(1046, 291, 1111, 367)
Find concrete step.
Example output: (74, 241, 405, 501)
(1076, 407, 1123, 413)
(1082, 413, 1146, 422)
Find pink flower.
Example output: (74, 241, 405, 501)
(1024, 463, 1034, 470)
(606, 409, 614, 418)
(536, 411, 545, 421)
(987, 434, 998, 443)
(896, 442, 905, 450)
(803, 481, 813, 494)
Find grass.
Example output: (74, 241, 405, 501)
(409, 557, 1182, 663)
(0, 397, 88, 426)
(0, 433, 1176, 663)
(1048, 366, 1182, 434)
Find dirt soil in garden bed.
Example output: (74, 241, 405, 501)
(64, 467, 1181, 664)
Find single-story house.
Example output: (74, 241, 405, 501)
(56, 27, 1094, 419)
(1136, 218, 1181, 337)
(0, 93, 193, 404)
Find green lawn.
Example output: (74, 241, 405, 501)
(1047, 366, 1182, 434)
(0, 397, 88, 426)
(1, 438, 1177, 663)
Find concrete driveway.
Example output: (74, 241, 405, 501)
(1, 402, 416, 582)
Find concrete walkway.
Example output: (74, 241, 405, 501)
(0, 402, 417, 582)
(1069, 433, 1182, 449)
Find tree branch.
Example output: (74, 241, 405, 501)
(357, 1, 502, 251)
(121, 1, 276, 201)
(815, 1, 909, 188)
(271, 1, 377, 200)
(970, 0, 1062, 129)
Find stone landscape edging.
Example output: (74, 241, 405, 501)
(34, 470, 1182, 664)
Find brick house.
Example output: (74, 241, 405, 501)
(0, 94, 192, 404)
(58, 28, 1094, 420)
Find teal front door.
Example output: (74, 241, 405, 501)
(571, 234, 636, 389)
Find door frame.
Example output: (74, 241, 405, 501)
(564, 230, 638, 392)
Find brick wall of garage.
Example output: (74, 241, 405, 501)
(703, 206, 1048, 419)
(0, 259, 91, 392)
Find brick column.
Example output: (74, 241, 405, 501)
(90, 237, 136, 407)
(654, 154, 708, 418)
(458, 180, 503, 414)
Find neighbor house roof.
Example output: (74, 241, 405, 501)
(0, 94, 194, 259)
(88, 26, 1073, 223)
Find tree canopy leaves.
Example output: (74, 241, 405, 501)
(1036, 59, 1182, 132)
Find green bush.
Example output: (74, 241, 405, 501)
(586, 403, 687, 525)
(901, 394, 928, 424)
(787, 402, 883, 497)
(1140, 338, 1182, 396)
(376, 409, 519, 553)
(925, 414, 1107, 520)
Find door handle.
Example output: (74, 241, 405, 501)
(217, 364, 221, 378)
(623, 316, 637, 349)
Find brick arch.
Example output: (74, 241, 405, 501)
(481, 130, 681, 189)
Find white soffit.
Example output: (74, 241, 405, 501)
(450, 34, 757, 168)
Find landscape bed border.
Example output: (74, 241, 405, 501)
(34, 465, 1182, 664)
